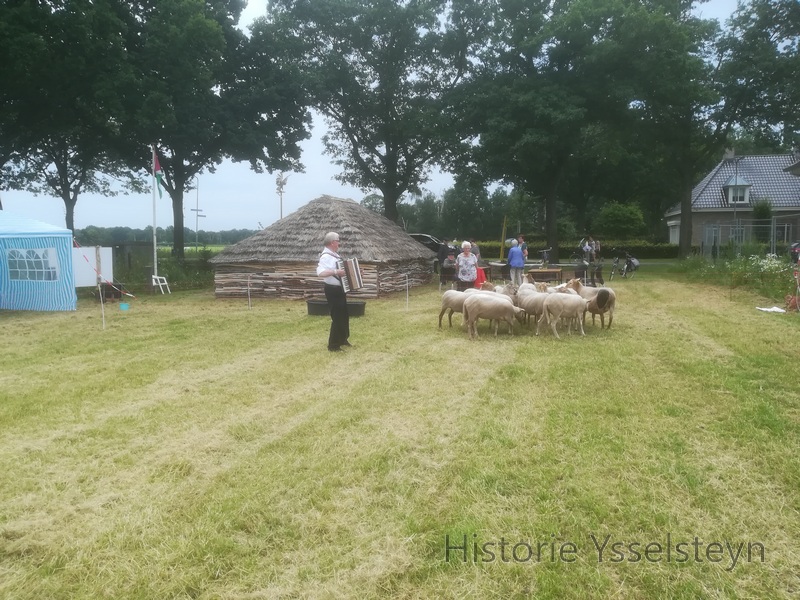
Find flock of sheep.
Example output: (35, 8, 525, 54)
(438, 274, 616, 340)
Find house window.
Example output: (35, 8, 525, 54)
(728, 187, 749, 204)
(7, 248, 60, 281)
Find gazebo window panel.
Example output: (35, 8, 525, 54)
(6, 248, 59, 281)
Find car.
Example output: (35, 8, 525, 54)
(409, 233, 458, 273)
(409, 233, 444, 253)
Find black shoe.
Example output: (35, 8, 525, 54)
(328, 346, 342, 352)
(342, 341, 352, 347)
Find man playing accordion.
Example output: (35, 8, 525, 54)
(316, 231, 352, 352)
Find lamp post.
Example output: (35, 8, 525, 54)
(190, 176, 205, 251)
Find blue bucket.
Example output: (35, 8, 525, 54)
(119, 303, 130, 311)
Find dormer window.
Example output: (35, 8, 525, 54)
(722, 174, 751, 205)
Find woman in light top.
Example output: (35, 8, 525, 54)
(455, 240, 479, 291)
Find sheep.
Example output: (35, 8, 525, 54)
(517, 290, 548, 327)
(463, 288, 514, 303)
(462, 288, 514, 330)
(585, 288, 616, 329)
(438, 289, 468, 328)
(564, 278, 616, 329)
(517, 282, 537, 296)
(536, 293, 588, 339)
(483, 282, 518, 305)
(463, 293, 527, 340)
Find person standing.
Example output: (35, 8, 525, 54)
(587, 235, 604, 286)
(507, 239, 525, 286)
(316, 232, 351, 352)
(437, 237, 451, 273)
(517, 234, 528, 260)
(455, 240, 479, 291)
(470, 238, 481, 263)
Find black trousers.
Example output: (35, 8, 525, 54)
(456, 279, 474, 291)
(324, 283, 349, 349)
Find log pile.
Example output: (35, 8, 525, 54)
(213, 260, 433, 300)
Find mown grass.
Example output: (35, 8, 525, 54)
(1, 271, 798, 599)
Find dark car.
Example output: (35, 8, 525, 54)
(791, 242, 800, 264)
(409, 233, 443, 253)
(410, 233, 457, 273)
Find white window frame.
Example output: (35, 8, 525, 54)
(7, 248, 60, 281)
(727, 187, 749, 204)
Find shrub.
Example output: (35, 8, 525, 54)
(594, 202, 646, 238)
(678, 253, 795, 302)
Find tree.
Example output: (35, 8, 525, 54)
(267, 0, 480, 222)
(360, 193, 385, 215)
(114, 0, 311, 258)
(716, 0, 800, 148)
(459, 0, 728, 258)
(593, 202, 646, 239)
(0, 0, 139, 230)
(459, 0, 651, 260)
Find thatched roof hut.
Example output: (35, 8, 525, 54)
(210, 195, 436, 299)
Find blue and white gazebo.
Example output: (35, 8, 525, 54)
(0, 212, 77, 311)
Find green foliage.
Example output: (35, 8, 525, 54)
(267, 0, 471, 222)
(360, 194, 384, 215)
(678, 253, 796, 301)
(557, 217, 577, 241)
(751, 199, 774, 243)
(593, 202, 646, 239)
(752, 199, 773, 221)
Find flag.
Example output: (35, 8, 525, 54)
(153, 148, 163, 199)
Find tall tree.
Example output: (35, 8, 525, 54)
(460, 0, 724, 258)
(267, 0, 482, 222)
(716, 0, 800, 147)
(0, 0, 136, 230)
(117, 0, 310, 258)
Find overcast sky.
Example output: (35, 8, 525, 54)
(2, 0, 741, 232)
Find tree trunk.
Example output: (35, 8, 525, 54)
(545, 190, 559, 263)
(63, 193, 77, 232)
(383, 189, 401, 223)
(172, 191, 185, 260)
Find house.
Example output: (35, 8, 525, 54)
(665, 152, 800, 251)
(209, 195, 436, 299)
(0, 211, 77, 311)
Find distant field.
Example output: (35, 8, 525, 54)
(1, 272, 798, 598)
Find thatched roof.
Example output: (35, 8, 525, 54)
(210, 195, 435, 264)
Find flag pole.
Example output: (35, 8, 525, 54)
(152, 145, 158, 279)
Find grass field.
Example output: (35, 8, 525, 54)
(1, 273, 799, 599)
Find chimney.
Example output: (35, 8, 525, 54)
(722, 148, 735, 160)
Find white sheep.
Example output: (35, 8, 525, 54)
(517, 290, 548, 327)
(462, 288, 514, 330)
(463, 293, 527, 340)
(438, 289, 468, 328)
(536, 293, 588, 339)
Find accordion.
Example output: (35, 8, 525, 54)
(337, 258, 364, 293)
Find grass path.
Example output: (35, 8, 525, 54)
(1, 275, 798, 599)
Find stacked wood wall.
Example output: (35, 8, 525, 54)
(213, 260, 433, 300)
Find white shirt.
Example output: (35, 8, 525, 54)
(316, 247, 342, 286)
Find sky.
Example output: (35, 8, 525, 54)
(1, 0, 742, 233)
